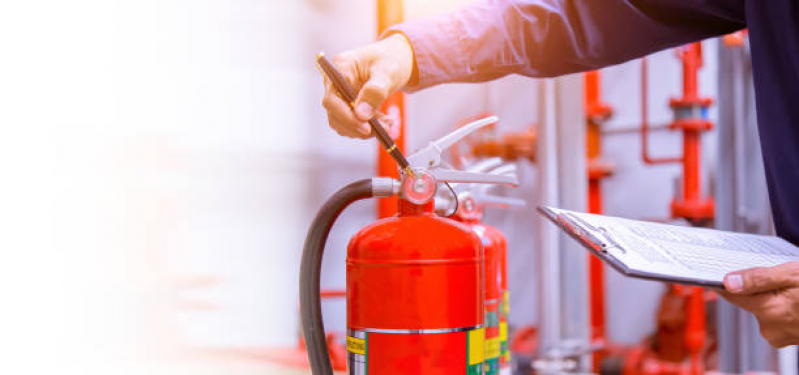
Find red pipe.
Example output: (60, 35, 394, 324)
(588, 233, 606, 344)
(722, 30, 748, 48)
(585, 71, 603, 119)
(376, 0, 406, 219)
(682, 132, 700, 202)
(668, 44, 714, 223)
(679, 45, 701, 204)
(673, 45, 709, 375)
(584, 70, 613, 371)
(685, 287, 705, 375)
(670, 43, 711, 375)
(681, 44, 701, 101)
(614, 285, 712, 375)
(588, 181, 603, 214)
(641, 58, 682, 165)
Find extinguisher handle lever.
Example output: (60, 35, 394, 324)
(465, 157, 504, 174)
(461, 162, 520, 191)
(434, 116, 499, 153)
(405, 115, 520, 187)
(406, 116, 499, 170)
(488, 164, 517, 178)
(430, 169, 519, 186)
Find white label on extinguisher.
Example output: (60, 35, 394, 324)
(347, 330, 367, 375)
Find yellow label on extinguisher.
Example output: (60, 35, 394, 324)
(485, 337, 501, 360)
(346, 336, 366, 355)
(500, 321, 511, 364)
(467, 328, 485, 366)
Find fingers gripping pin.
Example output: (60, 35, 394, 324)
(316, 52, 415, 178)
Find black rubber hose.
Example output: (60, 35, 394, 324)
(300, 179, 374, 375)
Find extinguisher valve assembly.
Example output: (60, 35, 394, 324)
(405, 116, 519, 188)
(300, 115, 519, 375)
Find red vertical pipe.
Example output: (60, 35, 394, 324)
(585, 70, 608, 371)
(587, 167, 604, 352)
(682, 44, 702, 101)
(677, 43, 707, 375)
(669, 43, 714, 222)
(685, 287, 705, 375)
(588, 181, 603, 214)
(680, 45, 700, 375)
(682, 131, 700, 202)
(679, 43, 702, 205)
(376, 0, 406, 218)
(585, 71, 600, 115)
(588, 244, 605, 339)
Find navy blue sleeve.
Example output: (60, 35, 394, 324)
(392, 0, 746, 89)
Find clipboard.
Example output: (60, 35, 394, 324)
(538, 206, 799, 289)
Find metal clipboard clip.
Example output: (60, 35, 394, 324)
(556, 213, 625, 254)
(595, 226, 625, 254)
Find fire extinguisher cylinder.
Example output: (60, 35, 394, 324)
(301, 115, 518, 375)
(347, 196, 486, 374)
(436, 161, 524, 375)
(450, 193, 512, 375)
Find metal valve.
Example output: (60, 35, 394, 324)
(400, 116, 520, 204)
(400, 170, 437, 205)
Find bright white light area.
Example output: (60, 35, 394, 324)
(0, 0, 314, 373)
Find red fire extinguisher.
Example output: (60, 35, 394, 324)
(300, 117, 519, 375)
(478, 166, 527, 375)
(436, 165, 526, 375)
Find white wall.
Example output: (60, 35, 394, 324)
(113, 0, 324, 349)
(0, 0, 334, 371)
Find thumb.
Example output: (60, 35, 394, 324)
(724, 262, 799, 294)
(354, 73, 392, 121)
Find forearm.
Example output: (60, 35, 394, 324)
(390, 0, 745, 91)
(388, 1, 514, 90)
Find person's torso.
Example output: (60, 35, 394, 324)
(744, 1, 799, 245)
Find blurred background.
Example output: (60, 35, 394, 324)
(0, 0, 793, 374)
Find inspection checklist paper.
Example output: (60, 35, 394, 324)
(539, 206, 799, 288)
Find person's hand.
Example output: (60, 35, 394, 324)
(720, 261, 799, 347)
(320, 34, 415, 139)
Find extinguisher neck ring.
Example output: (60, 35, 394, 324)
(371, 177, 400, 197)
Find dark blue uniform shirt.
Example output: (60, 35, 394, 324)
(394, 1, 798, 245)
